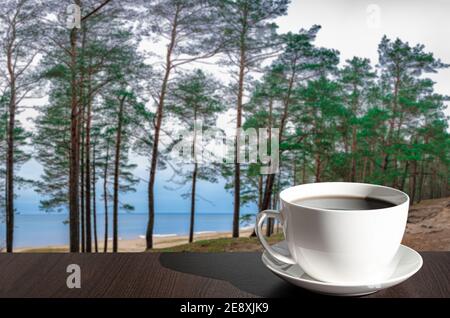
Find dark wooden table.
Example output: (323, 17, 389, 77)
(0, 252, 448, 298)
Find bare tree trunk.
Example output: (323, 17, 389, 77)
(400, 161, 409, 192)
(113, 95, 126, 253)
(431, 168, 437, 199)
(79, 26, 88, 253)
(146, 7, 180, 249)
(350, 125, 357, 182)
(258, 175, 263, 211)
(84, 72, 93, 252)
(417, 160, 425, 203)
(232, 6, 252, 239)
(266, 174, 275, 237)
(189, 162, 198, 243)
(444, 168, 449, 198)
(369, 143, 375, 179)
(69, 23, 80, 253)
(410, 160, 417, 204)
(267, 171, 281, 236)
(233, 47, 246, 239)
(103, 140, 110, 252)
(80, 128, 85, 252)
(302, 154, 307, 184)
(260, 70, 295, 220)
(315, 153, 321, 182)
(361, 157, 367, 182)
(92, 142, 98, 253)
(382, 72, 400, 185)
(391, 158, 398, 188)
(293, 160, 297, 185)
(189, 108, 199, 244)
(350, 87, 359, 182)
(5, 31, 16, 253)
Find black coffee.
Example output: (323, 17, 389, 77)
(292, 196, 395, 210)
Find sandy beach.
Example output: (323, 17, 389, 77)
(16, 227, 257, 253)
(14, 197, 450, 253)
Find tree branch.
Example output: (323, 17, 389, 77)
(81, 0, 113, 22)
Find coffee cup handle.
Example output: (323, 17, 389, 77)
(256, 210, 296, 265)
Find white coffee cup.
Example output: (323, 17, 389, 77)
(256, 182, 409, 284)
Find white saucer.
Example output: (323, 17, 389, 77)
(262, 241, 423, 296)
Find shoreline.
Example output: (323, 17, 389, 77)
(16, 227, 257, 253)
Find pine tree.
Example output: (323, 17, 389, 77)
(165, 69, 224, 243)
(340, 57, 376, 182)
(142, 0, 224, 249)
(36, 1, 144, 252)
(377, 36, 448, 187)
(249, 27, 339, 234)
(213, 0, 289, 237)
(0, 0, 43, 251)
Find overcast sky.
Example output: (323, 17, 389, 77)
(276, 0, 450, 116)
(20, 0, 450, 127)
(14, 0, 450, 214)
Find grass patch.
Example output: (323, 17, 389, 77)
(18, 247, 69, 253)
(152, 232, 284, 253)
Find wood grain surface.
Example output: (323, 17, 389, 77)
(0, 252, 448, 298)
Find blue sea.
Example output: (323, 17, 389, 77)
(5, 159, 259, 248)
(11, 212, 256, 248)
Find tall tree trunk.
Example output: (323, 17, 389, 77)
(293, 160, 297, 185)
(257, 175, 263, 211)
(189, 162, 198, 244)
(233, 45, 246, 238)
(80, 128, 85, 252)
(232, 6, 251, 239)
(84, 71, 93, 252)
(369, 143, 375, 179)
(302, 154, 307, 184)
(430, 168, 437, 199)
(315, 152, 321, 182)
(350, 125, 357, 182)
(391, 159, 398, 188)
(343, 132, 349, 182)
(361, 157, 368, 182)
(113, 95, 126, 253)
(92, 141, 98, 253)
(391, 110, 405, 189)
(260, 69, 296, 218)
(262, 70, 295, 235)
(79, 26, 88, 253)
(417, 160, 425, 203)
(382, 70, 400, 185)
(350, 84, 359, 182)
(146, 7, 180, 250)
(189, 108, 199, 244)
(5, 31, 16, 253)
(268, 171, 281, 236)
(410, 160, 417, 203)
(400, 161, 409, 192)
(256, 98, 276, 237)
(69, 22, 80, 253)
(266, 174, 277, 237)
(444, 169, 449, 198)
(103, 140, 110, 252)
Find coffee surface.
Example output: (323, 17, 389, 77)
(292, 196, 395, 210)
